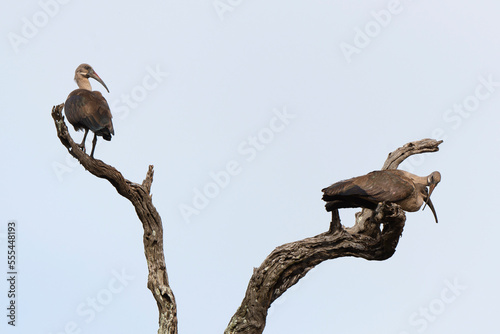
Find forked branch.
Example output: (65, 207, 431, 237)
(52, 102, 441, 334)
(224, 138, 442, 334)
(51, 104, 177, 334)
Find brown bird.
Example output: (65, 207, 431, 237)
(64, 64, 114, 158)
(322, 170, 441, 223)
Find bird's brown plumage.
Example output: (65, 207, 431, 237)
(65, 89, 114, 140)
(322, 170, 441, 223)
(64, 64, 114, 158)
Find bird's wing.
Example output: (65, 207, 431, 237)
(90, 91, 114, 135)
(64, 90, 87, 128)
(65, 90, 113, 134)
(322, 170, 414, 203)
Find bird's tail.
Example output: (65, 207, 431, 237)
(324, 199, 377, 212)
(101, 125, 114, 141)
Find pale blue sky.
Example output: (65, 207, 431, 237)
(1, 1, 500, 333)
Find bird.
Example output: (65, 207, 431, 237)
(64, 63, 114, 158)
(322, 170, 441, 223)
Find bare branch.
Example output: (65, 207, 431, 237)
(53, 102, 443, 334)
(382, 138, 443, 170)
(51, 104, 177, 334)
(143, 165, 155, 195)
(225, 138, 442, 334)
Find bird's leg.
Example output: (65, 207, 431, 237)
(90, 133, 98, 158)
(78, 129, 89, 152)
(329, 209, 343, 234)
(374, 202, 386, 221)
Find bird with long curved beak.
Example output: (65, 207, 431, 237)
(64, 63, 114, 158)
(322, 170, 441, 223)
(83, 67, 109, 93)
(421, 171, 441, 223)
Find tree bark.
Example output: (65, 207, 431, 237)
(224, 138, 442, 334)
(51, 104, 177, 334)
(52, 102, 441, 334)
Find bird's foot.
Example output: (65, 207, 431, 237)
(373, 202, 385, 221)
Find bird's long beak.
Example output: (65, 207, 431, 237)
(89, 72, 110, 93)
(422, 183, 438, 223)
(425, 196, 438, 223)
(422, 183, 436, 211)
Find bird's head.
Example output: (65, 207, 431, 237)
(422, 171, 441, 223)
(426, 171, 441, 197)
(74, 63, 110, 93)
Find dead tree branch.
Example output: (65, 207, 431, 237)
(51, 104, 177, 334)
(52, 102, 441, 334)
(224, 138, 442, 334)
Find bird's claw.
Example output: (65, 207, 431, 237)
(373, 202, 385, 221)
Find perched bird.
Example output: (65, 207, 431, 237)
(322, 170, 441, 223)
(64, 63, 114, 158)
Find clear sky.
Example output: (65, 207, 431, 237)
(1, 1, 500, 333)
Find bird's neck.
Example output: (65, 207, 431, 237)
(75, 76, 92, 91)
(398, 170, 428, 186)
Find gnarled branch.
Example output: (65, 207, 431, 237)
(51, 104, 177, 334)
(224, 138, 442, 334)
(52, 103, 441, 334)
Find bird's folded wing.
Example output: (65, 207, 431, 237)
(65, 90, 112, 133)
(322, 171, 414, 203)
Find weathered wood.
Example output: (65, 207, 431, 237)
(382, 138, 443, 170)
(51, 104, 177, 334)
(53, 102, 442, 334)
(224, 138, 442, 334)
